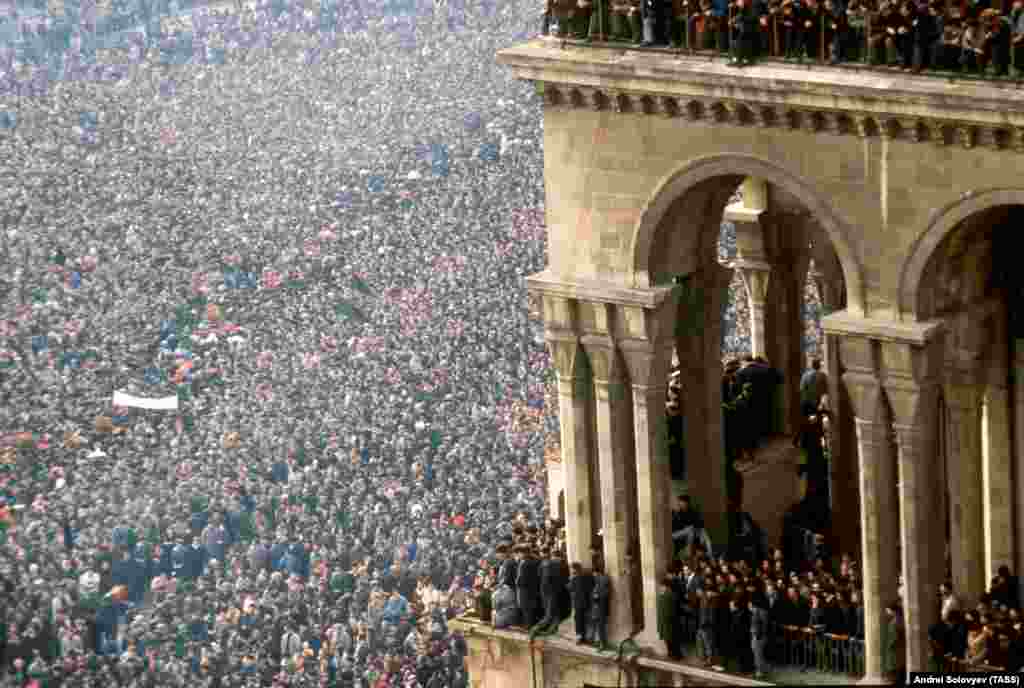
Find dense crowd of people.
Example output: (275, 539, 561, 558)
(543, 0, 1024, 75)
(0, 0, 562, 685)
(0, 0, 841, 686)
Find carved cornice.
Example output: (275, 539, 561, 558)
(539, 83, 1023, 151)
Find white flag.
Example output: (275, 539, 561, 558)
(112, 391, 179, 411)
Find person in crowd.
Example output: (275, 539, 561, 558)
(566, 562, 594, 644)
(799, 358, 829, 422)
(885, 601, 906, 683)
(658, 576, 684, 660)
(588, 566, 611, 651)
(749, 591, 770, 679)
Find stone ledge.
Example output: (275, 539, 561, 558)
(526, 269, 675, 310)
(821, 310, 945, 345)
(451, 616, 774, 686)
(498, 39, 1024, 127)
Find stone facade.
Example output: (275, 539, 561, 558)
(478, 37, 1024, 688)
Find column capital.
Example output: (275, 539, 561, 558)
(853, 416, 887, 449)
(545, 330, 586, 381)
(619, 338, 673, 391)
(881, 338, 944, 427)
(842, 370, 884, 422)
(731, 259, 772, 304)
(942, 377, 984, 411)
(580, 335, 625, 384)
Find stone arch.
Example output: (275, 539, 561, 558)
(629, 154, 866, 317)
(898, 189, 1024, 322)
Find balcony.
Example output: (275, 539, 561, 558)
(535, 5, 1024, 86)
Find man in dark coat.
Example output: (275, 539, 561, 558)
(496, 544, 517, 587)
(515, 546, 542, 629)
(567, 563, 595, 643)
(534, 549, 569, 635)
(730, 0, 762, 64)
(589, 568, 611, 651)
(657, 577, 683, 659)
(641, 0, 671, 43)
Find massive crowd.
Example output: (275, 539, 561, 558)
(0, 0, 839, 685)
(0, 1, 557, 686)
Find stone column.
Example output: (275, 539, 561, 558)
(883, 339, 945, 677)
(732, 262, 772, 361)
(943, 375, 986, 604)
(842, 346, 899, 684)
(581, 332, 637, 643)
(547, 330, 594, 569)
(621, 334, 674, 652)
(982, 376, 1014, 582)
(725, 177, 771, 361)
(674, 265, 731, 544)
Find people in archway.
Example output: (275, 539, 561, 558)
(795, 409, 829, 502)
(667, 370, 687, 480)
(734, 355, 784, 465)
(722, 358, 750, 466)
(799, 358, 829, 418)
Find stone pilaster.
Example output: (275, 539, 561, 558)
(581, 332, 638, 643)
(621, 334, 674, 652)
(725, 177, 771, 361)
(840, 335, 898, 685)
(547, 328, 595, 569)
(882, 338, 945, 677)
(943, 376, 985, 605)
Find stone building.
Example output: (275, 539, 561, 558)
(451, 37, 1024, 688)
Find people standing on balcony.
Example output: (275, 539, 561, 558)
(781, 0, 806, 56)
(730, 0, 762, 64)
(575, 0, 595, 36)
(670, 0, 693, 46)
(1012, 0, 1024, 68)
(514, 545, 542, 629)
(938, 9, 964, 67)
(588, 567, 611, 651)
(824, 0, 849, 62)
(803, 0, 825, 58)
(981, 8, 1011, 75)
(658, 576, 684, 660)
(611, 0, 643, 41)
(960, 13, 986, 71)
(567, 562, 594, 644)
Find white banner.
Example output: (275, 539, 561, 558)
(112, 391, 179, 411)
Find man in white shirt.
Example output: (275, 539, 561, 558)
(940, 582, 961, 621)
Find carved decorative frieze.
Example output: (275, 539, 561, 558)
(538, 83, 1022, 151)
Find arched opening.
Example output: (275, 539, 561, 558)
(912, 202, 1024, 601)
(634, 156, 859, 554)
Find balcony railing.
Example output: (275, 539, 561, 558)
(542, 4, 1024, 87)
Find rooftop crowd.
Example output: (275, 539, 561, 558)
(543, 0, 1024, 75)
